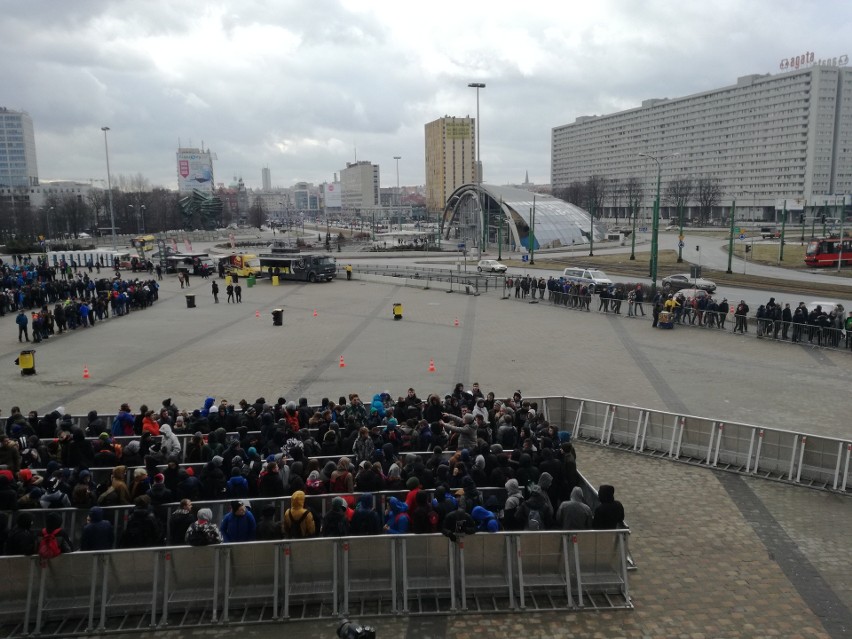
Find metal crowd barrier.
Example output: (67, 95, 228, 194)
(531, 395, 852, 493)
(0, 530, 631, 636)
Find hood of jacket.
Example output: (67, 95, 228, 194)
(598, 484, 615, 504)
(290, 490, 306, 510)
(505, 478, 522, 497)
(388, 496, 408, 514)
(538, 471, 553, 491)
(570, 486, 586, 503)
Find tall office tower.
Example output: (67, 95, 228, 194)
(262, 166, 271, 191)
(0, 107, 39, 190)
(424, 116, 476, 214)
(340, 160, 380, 210)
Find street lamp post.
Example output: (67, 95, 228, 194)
(101, 127, 117, 250)
(639, 152, 679, 296)
(140, 205, 146, 234)
(393, 156, 401, 231)
(726, 199, 736, 274)
(588, 200, 595, 257)
(629, 202, 638, 260)
(468, 82, 485, 257)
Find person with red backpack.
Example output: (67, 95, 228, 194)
(38, 512, 73, 560)
(329, 457, 353, 494)
(383, 496, 410, 534)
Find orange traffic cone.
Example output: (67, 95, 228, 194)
(428, 358, 436, 373)
(83, 365, 90, 379)
(313, 309, 318, 317)
(255, 310, 260, 319)
(339, 355, 346, 368)
(454, 317, 459, 327)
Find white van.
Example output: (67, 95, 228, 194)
(562, 267, 613, 292)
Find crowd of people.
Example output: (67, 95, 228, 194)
(502, 273, 852, 350)
(2, 255, 160, 343)
(0, 385, 625, 555)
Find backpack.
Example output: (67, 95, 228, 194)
(427, 510, 439, 533)
(38, 528, 62, 560)
(186, 523, 212, 546)
(526, 509, 544, 531)
(287, 509, 310, 538)
(329, 471, 350, 494)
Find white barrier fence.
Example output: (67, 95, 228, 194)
(530, 396, 852, 492)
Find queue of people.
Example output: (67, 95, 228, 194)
(0, 386, 625, 555)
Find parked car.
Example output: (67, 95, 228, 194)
(662, 273, 717, 293)
(562, 267, 613, 292)
(477, 259, 508, 273)
(675, 287, 711, 301)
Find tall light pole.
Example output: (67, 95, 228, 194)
(468, 82, 485, 257)
(101, 127, 117, 250)
(639, 152, 679, 296)
(393, 156, 401, 231)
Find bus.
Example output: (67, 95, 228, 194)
(42, 249, 132, 270)
(131, 235, 156, 252)
(217, 253, 262, 278)
(257, 253, 336, 282)
(804, 237, 852, 267)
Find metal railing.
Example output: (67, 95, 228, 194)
(0, 530, 631, 636)
(529, 395, 852, 493)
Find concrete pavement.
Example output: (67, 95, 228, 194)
(2, 270, 851, 638)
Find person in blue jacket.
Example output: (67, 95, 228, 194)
(81, 506, 115, 550)
(220, 500, 256, 543)
(16, 310, 29, 342)
(383, 496, 409, 534)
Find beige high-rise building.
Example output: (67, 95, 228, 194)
(425, 116, 476, 214)
(340, 161, 380, 210)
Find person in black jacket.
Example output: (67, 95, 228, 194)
(81, 506, 114, 551)
(120, 497, 162, 548)
(349, 493, 381, 536)
(593, 484, 625, 529)
(6, 512, 38, 555)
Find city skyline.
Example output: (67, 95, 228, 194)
(2, 1, 851, 191)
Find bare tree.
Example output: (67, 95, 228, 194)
(696, 176, 723, 226)
(624, 177, 644, 219)
(116, 173, 151, 193)
(585, 175, 608, 218)
(248, 196, 267, 229)
(664, 175, 693, 225)
(609, 178, 621, 220)
(554, 181, 588, 208)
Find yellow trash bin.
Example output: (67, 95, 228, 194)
(392, 302, 403, 320)
(17, 349, 36, 375)
(272, 275, 279, 286)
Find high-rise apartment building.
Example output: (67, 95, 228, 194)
(176, 147, 215, 194)
(552, 66, 852, 220)
(261, 167, 271, 191)
(340, 161, 380, 210)
(425, 116, 476, 214)
(0, 107, 39, 191)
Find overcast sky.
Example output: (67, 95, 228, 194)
(3, 0, 850, 191)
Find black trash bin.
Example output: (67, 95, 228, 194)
(186, 294, 196, 308)
(272, 308, 283, 326)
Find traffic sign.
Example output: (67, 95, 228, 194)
(457, 242, 466, 249)
(739, 234, 746, 240)
(639, 227, 648, 233)
(678, 241, 685, 248)
(735, 227, 741, 234)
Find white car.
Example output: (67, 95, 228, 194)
(562, 267, 613, 292)
(477, 259, 507, 273)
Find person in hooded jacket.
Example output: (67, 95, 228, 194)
(120, 497, 162, 547)
(40, 512, 74, 554)
(81, 506, 114, 550)
(409, 491, 438, 534)
(593, 484, 625, 529)
(255, 504, 282, 540)
(159, 424, 182, 460)
(349, 493, 382, 536)
(471, 505, 500, 533)
(501, 479, 524, 530)
(515, 484, 553, 530)
(555, 487, 593, 530)
(220, 500, 256, 543)
(383, 496, 410, 534)
(5, 512, 38, 555)
(65, 429, 95, 469)
(441, 497, 476, 542)
(282, 490, 316, 538)
(321, 496, 350, 537)
(40, 476, 71, 509)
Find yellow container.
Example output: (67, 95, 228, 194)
(392, 302, 403, 320)
(225, 275, 232, 285)
(18, 350, 34, 370)
(272, 276, 279, 286)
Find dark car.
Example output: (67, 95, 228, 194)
(661, 273, 717, 293)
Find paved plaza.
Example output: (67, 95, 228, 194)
(2, 273, 851, 638)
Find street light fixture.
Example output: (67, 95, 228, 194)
(101, 127, 117, 250)
(468, 82, 485, 257)
(393, 156, 401, 231)
(638, 152, 680, 296)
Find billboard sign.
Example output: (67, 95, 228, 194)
(445, 121, 471, 140)
(177, 150, 214, 193)
(324, 181, 342, 208)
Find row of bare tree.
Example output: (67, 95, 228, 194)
(553, 175, 724, 226)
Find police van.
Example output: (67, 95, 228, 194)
(562, 267, 613, 292)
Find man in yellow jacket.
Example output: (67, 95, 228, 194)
(282, 490, 316, 538)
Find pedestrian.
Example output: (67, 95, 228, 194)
(634, 285, 645, 316)
(235, 284, 242, 303)
(155, 264, 162, 280)
(211, 281, 219, 303)
(16, 310, 29, 342)
(345, 264, 352, 280)
(226, 284, 234, 303)
(178, 272, 185, 289)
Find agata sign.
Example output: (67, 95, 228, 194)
(779, 52, 848, 71)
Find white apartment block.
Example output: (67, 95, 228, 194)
(340, 161, 380, 210)
(552, 66, 852, 221)
(425, 116, 476, 214)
